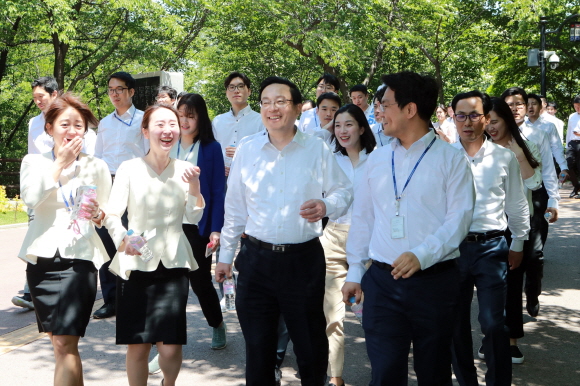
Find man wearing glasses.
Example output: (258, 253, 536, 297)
(216, 76, 352, 386)
(450, 91, 529, 386)
(212, 71, 264, 177)
(93, 71, 147, 319)
(298, 73, 341, 134)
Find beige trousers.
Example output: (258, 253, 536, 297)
(320, 221, 350, 378)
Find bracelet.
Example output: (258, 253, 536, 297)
(92, 209, 101, 219)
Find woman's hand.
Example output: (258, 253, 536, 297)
(123, 235, 141, 256)
(209, 232, 220, 252)
(183, 166, 201, 197)
(55, 137, 83, 167)
(82, 197, 100, 219)
(505, 139, 525, 160)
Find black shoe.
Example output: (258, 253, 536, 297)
(92, 303, 116, 319)
(570, 188, 579, 198)
(275, 368, 282, 386)
(526, 298, 540, 317)
(510, 345, 524, 364)
(329, 381, 345, 386)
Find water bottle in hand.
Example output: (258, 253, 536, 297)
(558, 172, 566, 189)
(223, 278, 236, 311)
(75, 185, 97, 220)
(127, 229, 154, 262)
(349, 296, 363, 324)
(544, 212, 553, 224)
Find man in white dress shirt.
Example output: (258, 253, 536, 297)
(545, 101, 565, 142)
(212, 71, 265, 177)
(349, 84, 375, 125)
(501, 87, 559, 322)
(297, 73, 341, 134)
(93, 71, 147, 319)
(342, 71, 475, 386)
(450, 91, 529, 385)
(216, 76, 352, 386)
(566, 95, 580, 198)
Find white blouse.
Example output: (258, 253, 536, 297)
(18, 153, 111, 268)
(105, 157, 205, 279)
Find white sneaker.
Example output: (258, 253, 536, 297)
(220, 297, 227, 313)
(148, 353, 161, 374)
(12, 295, 34, 310)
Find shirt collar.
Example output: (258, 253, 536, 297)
(116, 105, 136, 120)
(390, 128, 436, 151)
(230, 105, 252, 118)
(259, 127, 306, 149)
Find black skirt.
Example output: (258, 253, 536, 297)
(115, 262, 189, 345)
(26, 253, 98, 337)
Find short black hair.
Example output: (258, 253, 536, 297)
(259, 76, 302, 105)
(574, 95, 580, 104)
(500, 87, 528, 104)
(381, 71, 438, 124)
(108, 71, 136, 90)
(527, 93, 542, 106)
(31, 76, 59, 94)
(177, 91, 187, 99)
(224, 71, 252, 90)
(316, 92, 341, 108)
(316, 73, 340, 92)
(373, 87, 386, 103)
(349, 84, 368, 96)
(176, 93, 216, 145)
(451, 90, 492, 115)
(331, 104, 376, 156)
(547, 101, 558, 109)
(157, 85, 177, 100)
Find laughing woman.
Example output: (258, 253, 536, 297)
(19, 93, 111, 386)
(104, 104, 205, 386)
(323, 104, 376, 386)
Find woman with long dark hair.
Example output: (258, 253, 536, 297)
(322, 104, 376, 386)
(485, 97, 542, 363)
(19, 93, 111, 386)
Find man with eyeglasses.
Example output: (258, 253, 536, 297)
(298, 73, 341, 134)
(93, 71, 147, 319)
(212, 71, 264, 177)
(342, 71, 474, 386)
(450, 91, 529, 386)
(501, 87, 558, 351)
(216, 76, 352, 386)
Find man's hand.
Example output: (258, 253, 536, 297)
(299, 199, 326, 222)
(225, 146, 236, 158)
(215, 262, 232, 283)
(225, 166, 230, 177)
(546, 207, 558, 223)
(391, 252, 421, 279)
(342, 282, 362, 305)
(508, 250, 523, 270)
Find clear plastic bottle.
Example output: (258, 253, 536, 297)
(224, 144, 235, 167)
(558, 172, 566, 189)
(75, 185, 97, 220)
(544, 212, 553, 224)
(349, 296, 363, 324)
(223, 278, 236, 311)
(127, 229, 154, 262)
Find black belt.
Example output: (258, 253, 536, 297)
(247, 235, 318, 253)
(371, 258, 457, 276)
(464, 230, 505, 242)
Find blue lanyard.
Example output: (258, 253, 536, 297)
(391, 137, 436, 215)
(377, 125, 384, 146)
(51, 150, 79, 213)
(177, 139, 196, 162)
(113, 107, 136, 127)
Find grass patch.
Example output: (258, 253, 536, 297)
(0, 211, 28, 226)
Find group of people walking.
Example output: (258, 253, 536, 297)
(14, 68, 576, 386)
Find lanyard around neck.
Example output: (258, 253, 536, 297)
(177, 138, 196, 162)
(391, 137, 436, 215)
(113, 107, 136, 127)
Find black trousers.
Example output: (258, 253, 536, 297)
(362, 261, 459, 386)
(96, 210, 128, 305)
(183, 224, 223, 328)
(566, 140, 580, 189)
(235, 238, 328, 386)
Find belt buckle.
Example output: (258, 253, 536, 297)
(272, 244, 286, 253)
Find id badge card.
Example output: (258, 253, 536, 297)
(391, 216, 405, 239)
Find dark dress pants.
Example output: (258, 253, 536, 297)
(362, 261, 460, 386)
(451, 236, 511, 386)
(566, 140, 580, 189)
(235, 238, 328, 386)
(183, 224, 223, 328)
(525, 187, 548, 302)
(96, 210, 128, 305)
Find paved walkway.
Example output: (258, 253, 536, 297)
(0, 197, 578, 385)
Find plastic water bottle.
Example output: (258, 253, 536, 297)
(224, 144, 235, 167)
(349, 296, 363, 324)
(223, 278, 236, 311)
(127, 229, 154, 262)
(544, 212, 553, 224)
(558, 172, 566, 189)
(75, 185, 97, 220)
